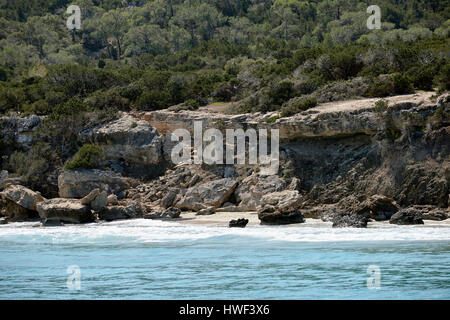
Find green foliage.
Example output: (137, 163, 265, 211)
(266, 115, 280, 123)
(184, 99, 200, 110)
(65, 144, 103, 170)
(3, 142, 52, 189)
(435, 64, 450, 92)
(0, 1, 447, 116)
(374, 99, 389, 113)
(280, 97, 317, 117)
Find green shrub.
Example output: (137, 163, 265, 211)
(374, 99, 389, 113)
(3, 142, 51, 190)
(65, 144, 103, 170)
(434, 64, 450, 92)
(265, 115, 280, 123)
(367, 73, 414, 97)
(280, 97, 317, 117)
(137, 90, 172, 110)
(184, 99, 200, 110)
(392, 73, 414, 94)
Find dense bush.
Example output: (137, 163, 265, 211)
(65, 145, 104, 170)
(280, 97, 318, 117)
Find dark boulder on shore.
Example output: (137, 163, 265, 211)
(332, 213, 369, 228)
(259, 208, 305, 225)
(98, 202, 143, 221)
(229, 218, 249, 228)
(389, 208, 424, 225)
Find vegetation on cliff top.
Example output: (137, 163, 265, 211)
(0, 0, 448, 117)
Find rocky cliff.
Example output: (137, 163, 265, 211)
(1, 92, 449, 226)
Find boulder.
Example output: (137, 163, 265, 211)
(258, 190, 302, 213)
(389, 208, 424, 225)
(107, 194, 118, 206)
(143, 207, 181, 220)
(36, 199, 95, 224)
(332, 213, 368, 228)
(229, 218, 249, 228)
(422, 209, 448, 221)
(258, 207, 305, 225)
(235, 175, 286, 211)
(1, 199, 38, 221)
(0, 217, 7, 224)
(1, 185, 45, 211)
(364, 194, 398, 221)
(80, 189, 100, 205)
(98, 202, 143, 221)
(91, 191, 108, 211)
(58, 169, 131, 198)
(287, 177, 302, 191)
(176, 178, 238, 211)
(161, 190, 177, 209)
(196, 206, 215, 216)
(390, 205, 448, 221)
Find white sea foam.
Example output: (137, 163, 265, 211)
(0, 219, 449, 243)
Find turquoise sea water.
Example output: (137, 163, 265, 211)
(0, 219, 449, 299)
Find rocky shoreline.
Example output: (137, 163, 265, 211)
(1, 92, 449, 228)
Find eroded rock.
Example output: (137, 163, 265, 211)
(36, 199, 95, 224)
(389, 208, 424, 225)
(176, 178, 238, 211)
(58, 169, 132, 198)
(229, 218, 249, 228)
(98, 202, 143, 221)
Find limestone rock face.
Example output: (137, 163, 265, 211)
(80, 114, 163, 178)
(36, 199, 95, 224)
(1, 185, 45, 211)
(235, 175, 287, 211)
(58, 169, 132, 198)
(0, 115, 42, 149)
(176, 178, 238, 211)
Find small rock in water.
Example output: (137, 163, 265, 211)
(0, 217, 8, 225)
(229, 218, 249, 228)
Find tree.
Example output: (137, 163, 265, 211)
(95, 9, 130, 59)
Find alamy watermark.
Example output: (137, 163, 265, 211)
(366, 265, 381, 289)
(66, 5, 81, 30)
(66, 265, 81, 290)
(367, 5, 381, 30)
(169, 121, 280, 176)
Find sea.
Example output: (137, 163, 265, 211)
(0, 219, 449, 299)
